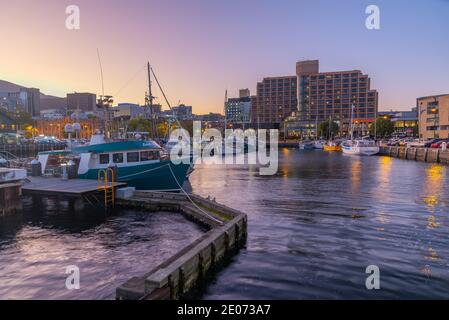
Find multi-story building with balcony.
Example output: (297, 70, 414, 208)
(296, 60, 378, 137)
(250, 76, 297, 129)
(417, 94, 449, 140)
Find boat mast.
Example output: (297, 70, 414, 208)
(224, 89, 227, 133)
(350, 104, 354, 141)
(150, 66, 184, 134)
(147, 62, 156, 138)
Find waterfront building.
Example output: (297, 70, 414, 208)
(171, 104, 193, 120)
(249, 60, 378, 135)
(0, 109, 16, 133)
(239, 88, 250, 98)
(66, 92, 97, 112)
(226, 89, 251, 125)
(0, 88, 41, 116)
(40, 109, 65, 120)
(378, 108, 418, 136)
(250, 76, 297, 129)
(113, 103, 146, 120)
(296, 60, 378, 137)
(157, 104, 192, 120)
(417, 94, 449, 140)
(195, 112, 224, 122)
(35, 117, 99, 139)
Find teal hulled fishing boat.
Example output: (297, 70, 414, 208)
(37, 135, 191, 191)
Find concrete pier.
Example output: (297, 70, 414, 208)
(380, 146, 449, 165)
(0, 183, 22, 217)
(115, 191, 247, 300)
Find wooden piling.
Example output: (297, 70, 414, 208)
(0, 183, 22, 217)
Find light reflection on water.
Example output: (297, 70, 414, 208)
(0, 199, 205, 300)
(189, 150, 449, 299)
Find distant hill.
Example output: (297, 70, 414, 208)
(0, 79, 66, 110)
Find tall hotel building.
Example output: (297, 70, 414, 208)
(250, 76, 297, 129)
(250, 60, 378, 135)
(296, 60, 378, 136)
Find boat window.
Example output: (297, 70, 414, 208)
(141, 150, 159, 161)
(127, 152, 140, 163)
(99, 154, 110, 164)
(113, 153, 124, 163)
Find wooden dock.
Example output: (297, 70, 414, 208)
(22, 176, 126, 197)
(115, 191, 247, 300)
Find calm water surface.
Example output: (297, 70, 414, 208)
(0, 199, 205, 299)
(189, 150, 449, 299)
(1, 150, 449, 299)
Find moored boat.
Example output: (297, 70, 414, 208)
(299, 140, 314, 150)
(341, 139, 379, 156)
(323, 141, 342, 152)
(313, 140, 325, 149)
(37, 135, 191, 191)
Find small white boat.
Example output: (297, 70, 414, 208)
(299, 141, 314, 150)
(313, 140, 325, 149)
(341, 139, 379, 156)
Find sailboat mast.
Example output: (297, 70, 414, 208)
(224, 90, 227, 132)
(147, 62, 156, 138)
(350, 104, 354, 141)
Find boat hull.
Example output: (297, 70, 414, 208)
(342, 146, 379, 156)
(78, 160, 191, 191)
(323, 145, 342, 152)
(299, 142, 314, 150)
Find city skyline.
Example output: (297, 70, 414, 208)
(1, 0, 448, 114)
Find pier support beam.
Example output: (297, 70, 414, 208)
(0, 183, 22, 217)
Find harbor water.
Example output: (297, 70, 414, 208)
(189, 149, 449, 299)
(0, 198, 206, 299)
(1, 149, 449, 299)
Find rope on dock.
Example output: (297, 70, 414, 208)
(166, 164, 224, 225)
(119, 161, 224, 225)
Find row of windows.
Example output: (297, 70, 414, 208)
(99, 151, 160, 164)
(309, 73, 362, 80)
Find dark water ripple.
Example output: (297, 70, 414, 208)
(0, 198, 205, 300)
(189, 150, 449, 299)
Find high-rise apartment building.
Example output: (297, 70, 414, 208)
(226, 91, 251, 124)
(296, 60, 378, 136)
(250, 76, 297, 128)
(67, 92, 97, 112)
(0, 88, 41, 116)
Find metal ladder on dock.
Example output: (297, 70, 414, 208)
(97, 168, 116, 209)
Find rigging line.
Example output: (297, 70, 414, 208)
(166, 163, 224, 225)
(150, 66, 183, 130)
(118, 163, 170, 179)
(113, 64, 147, 97)
(96, 48, 105, 97)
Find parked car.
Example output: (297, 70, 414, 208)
(430, 139, 449, 149)
(424, 139, 442, 148)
